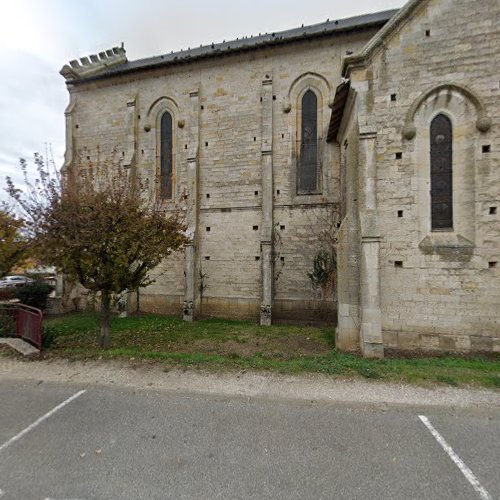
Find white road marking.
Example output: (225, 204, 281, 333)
(418, 415, 493, 500)
(0, 390, 86, 454)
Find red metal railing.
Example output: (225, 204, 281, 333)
(0, 303, 43, 349)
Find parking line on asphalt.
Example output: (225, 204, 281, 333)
(418, 415, 492, 500)
(0, 390, 86, 454)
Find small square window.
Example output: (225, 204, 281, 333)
(255, 256, 260, 261)
(253, 225, 259, 231)
(206, 227, 211, 232)
(390, 94, 397, 102)
(488, 261, 497, 269)
(205, 256, 210, 261)
(482, 145, 491, 153)
(254, 191, 259, 196)
(489, 207, 497, 215)
(280, 225, 285, 230)
(425, 29, 430, 37)
(394, 260, 403, 268)
(397, 210, 403, 218)
(395, 152, 402, 160)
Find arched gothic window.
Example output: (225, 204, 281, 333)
(160, 111, 173, 200)
(430, 114, 453, 230)
(298, 89, 318, 193)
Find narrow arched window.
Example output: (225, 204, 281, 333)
(298, 90, 318, 193)
(430, 114, 453, 230)
(160, 111, 173, 200)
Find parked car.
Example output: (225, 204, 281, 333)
(0, 276, 34, 288)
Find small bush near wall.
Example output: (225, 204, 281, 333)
(15, 282, 54, 311)
(41, 324, 58, 349)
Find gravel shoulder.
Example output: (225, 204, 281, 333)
(1, 357, 499, 413)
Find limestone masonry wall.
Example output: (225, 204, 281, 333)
(66, 29, 378, 322)
(347, 0, 500, 352)
(63, 0, 499, 354)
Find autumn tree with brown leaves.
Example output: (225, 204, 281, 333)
(6, 153, 189, 348)
(0, 207, 27, 278)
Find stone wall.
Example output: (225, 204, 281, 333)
(65, 29, 379, 323)
(343, 0, 500, 352)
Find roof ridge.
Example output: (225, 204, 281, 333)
(61, 8, 398, 84)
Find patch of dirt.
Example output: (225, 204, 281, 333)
(0, 343, 24, 358)
(187, 335, 331, 359)
(127, 333, 333, 359)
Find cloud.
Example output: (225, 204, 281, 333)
(0, 49, 65, 191)
(0, 0, 403, 202)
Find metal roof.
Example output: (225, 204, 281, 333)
(68, 9, 398, 84)
(327, 80, 351, 143)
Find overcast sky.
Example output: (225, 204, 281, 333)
(0, 0, 404, 199)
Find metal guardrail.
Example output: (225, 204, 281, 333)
(0, 303, 43, 349)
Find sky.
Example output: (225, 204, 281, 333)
(0, 0, 404, 199)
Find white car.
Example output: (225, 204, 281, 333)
(0, 276, 34, 288)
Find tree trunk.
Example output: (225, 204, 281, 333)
(136, 288, 140, 314)
(100, 290, 111, 348)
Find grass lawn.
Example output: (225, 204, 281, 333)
(41, 312, 500, 388)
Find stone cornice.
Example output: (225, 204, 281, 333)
(60, 46, 127, 82)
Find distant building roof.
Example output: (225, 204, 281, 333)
(61, 9, 398, 84)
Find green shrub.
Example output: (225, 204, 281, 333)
(41, 324, 58, 349)
(0, 313, 16, 337)
(308, 250, 336, 292)
(15, 282, 54, 310)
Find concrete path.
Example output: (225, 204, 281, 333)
(0, 359, 499, 499)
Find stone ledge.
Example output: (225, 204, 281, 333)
(0, 338, 40, 358)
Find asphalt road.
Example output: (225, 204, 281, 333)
(0, 379, 499, 500)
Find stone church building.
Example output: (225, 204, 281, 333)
(60, 0, 499, 357)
